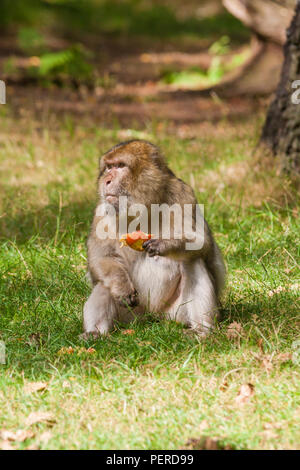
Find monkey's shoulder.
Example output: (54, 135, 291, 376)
(87, 227, 119, 258)
(166, 176, 197, 205)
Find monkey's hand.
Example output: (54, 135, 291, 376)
(142, 239, 168, 257)
(114, 287, 139, 308)
(94, 258, 139, 308)
(143, 238, 194, 259)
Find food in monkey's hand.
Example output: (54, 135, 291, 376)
(120, 231, 152, 251)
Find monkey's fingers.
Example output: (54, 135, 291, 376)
(142, 239, 153, 249)
(120, 289, 139, 308)
(143, 239, 161, 257)
(120, 231, 153, 251)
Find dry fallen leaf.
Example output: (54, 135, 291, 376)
(136, 340, 152, 346)
(0, 429, 34, 442)
(77, 347, 96, 355)
(58, 346, 75, 355)
(25, 411, 56, 427)
(24, 381, 47, 394)
(86, 347, 96, 354)
(0, 440, 15, 450)
(26, 333, 41, 346)
(39, 431, 53, 445)
(261, 356, 273, 373)
(0, 430, 16, 441)
(121, 329, 135, 335)
(263, 422, 282, 430)
(275, 352, 292, 363)
(235, 383, 255, 405)
(268, 286, 284, 297)
(25, 443, 40, 450)
(183, 436, 232, 450)
(226, 322, 244, 341)
(86, 423, 93, 433)
(260, 429, 279, 440)
(58, 346, 96, 356)
(257, 338, 264, 354)
(199, 420, 208, 432)
(219, 381, 229, 392)
(252, 349, 291, 372)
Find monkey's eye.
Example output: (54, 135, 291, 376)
(117, 162, 125, 168)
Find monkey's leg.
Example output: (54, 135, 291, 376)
(168, 260, 219, 336)
(82, 283, 117, 338)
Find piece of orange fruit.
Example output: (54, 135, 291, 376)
(120, 230, 152, 251)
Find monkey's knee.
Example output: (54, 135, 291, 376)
(182, 262, 220, 335)
(187, 290, 220, 336)
(83, 284, 116, 336)
(83, 299, 112, 336)
(189, 312, 217, 336)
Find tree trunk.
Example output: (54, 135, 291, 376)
(223, 0, 295, 45)
(161, 1, 295, 99)
(261, 2, 300, 172)
(220, 0, 295, 95)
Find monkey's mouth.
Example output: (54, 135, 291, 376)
(105, 194, 118, 204)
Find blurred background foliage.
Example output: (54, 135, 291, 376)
(0, 0, 249, 86)
(0, 0, 247, 39)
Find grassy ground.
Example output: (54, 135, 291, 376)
(0, 106, 299, 450)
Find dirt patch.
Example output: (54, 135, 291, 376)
(7, 83, 266, 127)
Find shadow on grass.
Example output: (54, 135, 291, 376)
(1, 277, 297, 380)
(0, 182, 298, 379)
(0, 183, 95, 245)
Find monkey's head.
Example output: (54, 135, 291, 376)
(98, 140, 173, 210)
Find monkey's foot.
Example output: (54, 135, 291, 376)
(117, 289, 139, 308)
(79, 331, 102, 341)
(183, 328, 210, 340)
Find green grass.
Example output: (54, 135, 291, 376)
(0, 109, 299, 449)
(1, 1, 250, 89)
(161, 37, 251, 89)
(161, 50, 250, 89)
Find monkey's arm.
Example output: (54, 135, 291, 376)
(142, 222, 212, 261)
(143, 200, 213, 260)
(88, 237, 138, 307)
(143, 179, 214, 260)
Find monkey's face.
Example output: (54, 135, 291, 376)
(98, 142, 167, 210)
(99, 158, 131, 208)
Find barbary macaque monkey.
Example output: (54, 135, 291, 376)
(83, 140, 225, 338)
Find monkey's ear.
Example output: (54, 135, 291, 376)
(98, 156, 106, 175)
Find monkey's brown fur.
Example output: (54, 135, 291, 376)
(83, 140, 225, 338)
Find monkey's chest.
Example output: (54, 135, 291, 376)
(132, 255, 181, 311)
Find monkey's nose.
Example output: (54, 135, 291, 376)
(106, 178, 111, 186)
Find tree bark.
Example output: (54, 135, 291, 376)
(261, 1, 300, 171)
(161, 1, 295, 99)
(223, 0, 295, 45)
(219, 0, 295, 95)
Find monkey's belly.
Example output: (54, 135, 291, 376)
(132, 255, 181, 311)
